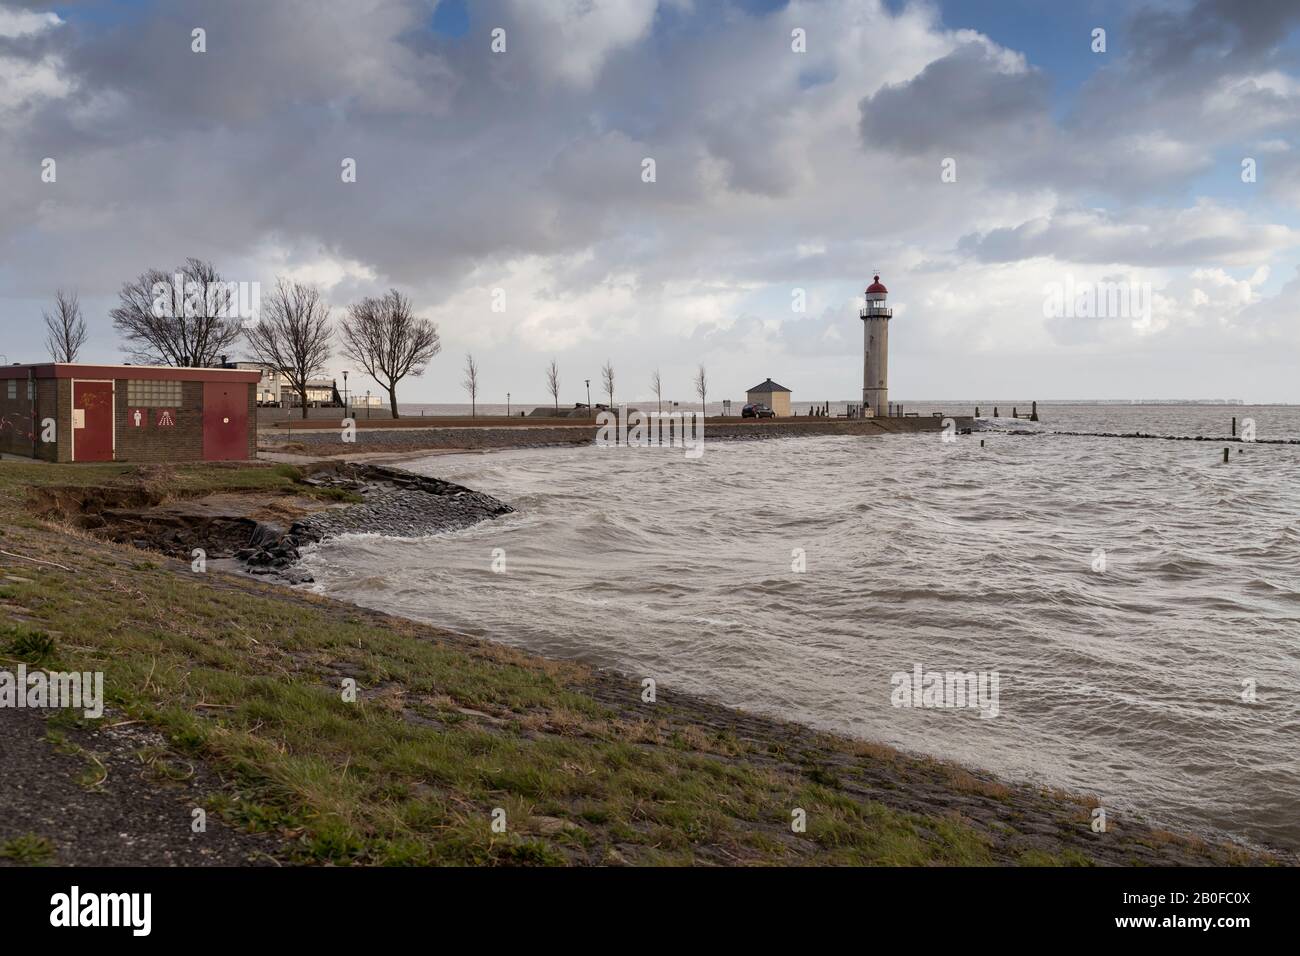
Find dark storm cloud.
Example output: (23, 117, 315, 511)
(857, 0, 1300, 204)
(1124, 0, 1300, 74)
(858, 41, 1049, 155)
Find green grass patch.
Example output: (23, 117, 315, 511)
(1, 623, 58, 665)
(0, 834, 56, 865)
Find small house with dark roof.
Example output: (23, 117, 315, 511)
(745, 378, 792, 417)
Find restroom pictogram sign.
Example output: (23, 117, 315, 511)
(155, 408, 176, 428)
(128, 408, 146, 428)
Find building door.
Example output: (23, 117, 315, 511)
(72, 381, 114, 462)
(203, 382, 248, 460)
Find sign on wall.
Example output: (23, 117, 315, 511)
(155, 408, 177, 428)
(129, 408, 147, 428)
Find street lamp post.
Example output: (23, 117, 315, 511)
(365, 389, 371, 419)
(585, 379, 591, 416)
(342, 370, 349, 418)
(507, 392, 510, 417)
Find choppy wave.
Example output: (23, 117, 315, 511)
(300, 427, 1300, 851)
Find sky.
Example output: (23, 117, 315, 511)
(1, 0, 1298, 405)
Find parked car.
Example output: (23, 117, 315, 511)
(742, 403, 775, 419)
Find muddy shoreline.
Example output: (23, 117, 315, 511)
(34, 461, 1290, 865)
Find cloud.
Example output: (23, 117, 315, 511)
(0, 0, 1298, 402)
(501, 0, 661, 88)
(0, 49, 70, 112)
(858, 38, 1049, 156)
(0, 6, 61, 38)
(958, 202, 1296, 267)
(62, 0, 455, 128)
(1236, 266, 1300, 344)
(0, 3, 70, 116)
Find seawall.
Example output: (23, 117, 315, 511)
(262, 415, 976, 457)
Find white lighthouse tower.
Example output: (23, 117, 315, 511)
(860, 274, 892, 417)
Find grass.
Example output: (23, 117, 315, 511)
(0, 834, 56, 865)
(2, 624, 58, 664)
(0, 459, 360, 524)
(0, 459, 1249, 867)
(0, 459, 294, 498)
(43, 728, 110, 790)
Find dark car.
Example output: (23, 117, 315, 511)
(742, 403, 776, 419)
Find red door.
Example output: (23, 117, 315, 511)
(203, 382, 248, 460)
(72, 381, 114, 462)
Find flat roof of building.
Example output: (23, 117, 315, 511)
(2, 363, 261, 383)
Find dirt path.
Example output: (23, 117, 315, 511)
(0, 707, 285, 866)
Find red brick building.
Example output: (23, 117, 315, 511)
(0, 364, 259, 463)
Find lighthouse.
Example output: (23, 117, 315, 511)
(860, 275, 892, 417)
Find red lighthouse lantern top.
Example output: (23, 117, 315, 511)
(866, 275, 888, 295)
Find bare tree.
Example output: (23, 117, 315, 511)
(601, 359, 615, 407)
(546, 359, 560, 411)
(694, 364, 708, 416)
(243, 279, 333, 418)
(111, 258, 243, 366)
(462, 353, 479, 417)
(650, 368, 663, 414)
(339, 289, 441, 419)
(43, 290, 87, 363)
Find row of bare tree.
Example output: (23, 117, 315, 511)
(245, 281, 441, 419)
(42, 259, 441, 419)
(42, 257, 711, 419)
(536, 360, 708, 414)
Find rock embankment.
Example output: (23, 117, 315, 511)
(51, 463, 513, 586)
(237, 464, 513, 583)
(291, 465, 514, 541)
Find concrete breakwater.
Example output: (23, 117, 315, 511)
(263, 416, 974, 456)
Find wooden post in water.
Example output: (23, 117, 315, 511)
(1031, 401, 1039, 422)
(1232, 416, 1237, 437)
(1223, 447, 1230, 463)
